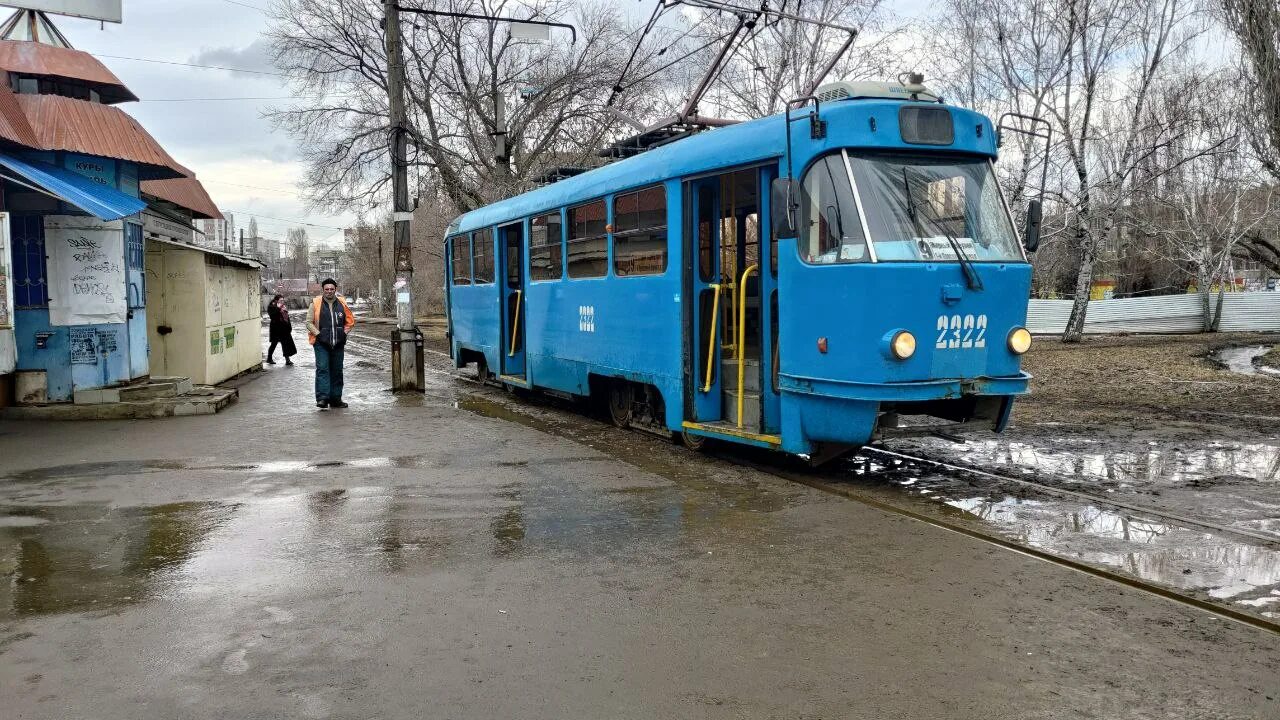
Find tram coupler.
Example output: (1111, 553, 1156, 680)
(390, 327, 425, 392)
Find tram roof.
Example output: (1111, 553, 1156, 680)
(448, 99, 997, 238)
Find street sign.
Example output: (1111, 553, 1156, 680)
(509, 21, 550, 41)
(0, 1, 122, 23)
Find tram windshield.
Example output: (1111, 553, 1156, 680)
(848, 153, 1024, 263)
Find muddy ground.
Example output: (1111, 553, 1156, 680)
(1013, 332, 1280, 436)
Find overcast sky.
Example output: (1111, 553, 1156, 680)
(40, 0, 937, 250)
(44, 0, 351, 249)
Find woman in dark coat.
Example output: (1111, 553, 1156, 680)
(266, 294, 297, 365)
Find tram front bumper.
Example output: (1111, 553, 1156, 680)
(777, 372, 1032, 452)
(779, 372, 1031, 401)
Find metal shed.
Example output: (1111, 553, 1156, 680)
(144, 237, 261, 385)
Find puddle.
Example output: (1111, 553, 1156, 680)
(828, 453, 1280, 615)
(948, 494, 1280, 612)
(930, 437, 1280, 488)
(1215, 345, 1280, 378)
(0, 501, 235, 618)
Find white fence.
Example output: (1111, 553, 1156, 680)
(1027, 293, 1280, 335)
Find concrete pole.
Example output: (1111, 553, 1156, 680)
(385, 0, 423, 391)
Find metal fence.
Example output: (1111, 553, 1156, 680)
(1027, 293, 1280, 335)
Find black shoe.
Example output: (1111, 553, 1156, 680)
(285, 360, 294, 366)
(266, 358, 276, 365)
(316, 400, 329, 409)
(329, 400, 349, 409)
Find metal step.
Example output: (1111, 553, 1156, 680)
(720, 357, 761, 393)
(721, 388, 761, 428)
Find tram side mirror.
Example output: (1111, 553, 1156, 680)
(1023, 199, 1042, 253)
(771, 178, 800, 238)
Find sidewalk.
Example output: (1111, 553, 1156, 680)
(0, 328, 1277, 719)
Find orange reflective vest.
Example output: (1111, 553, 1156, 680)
(308, 295, 355, 346)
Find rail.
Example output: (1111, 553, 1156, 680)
(736, 264, 758, 428)
(702, 283, 722, 392)
(507, 289, 522, 357)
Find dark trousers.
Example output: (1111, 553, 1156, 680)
(314, 344, 345, 402)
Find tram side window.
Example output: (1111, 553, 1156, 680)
(450, 235, 471, 285)
(567, 200, 608, 278)
(613, 186, 667, 276)
(472, 228, 494, 283)
(530, 212, 563, 281)
(800, 154, 868, 264)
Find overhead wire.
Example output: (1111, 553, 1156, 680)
(226, 210, 347, 231)
(216, 0, 268, 12)
(90, 53, 285, 76)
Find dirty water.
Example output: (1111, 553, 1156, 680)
(823, 451, 1280, 618)
(894, 435, 1280, 538)
(1216, 345, 1280, 378)
(455, 388, 1280, 620)
(0, 478, 706, 620)
(451, 388, 1280, 620)
(0, 393, 808, 622)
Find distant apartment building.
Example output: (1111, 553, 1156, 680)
(194, 213, 235, 251)
(310, 248, 344, 281)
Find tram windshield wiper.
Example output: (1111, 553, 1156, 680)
(901, 167, 983, 291)
(944, 233, 984, 291)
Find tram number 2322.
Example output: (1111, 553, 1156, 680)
(935, 314, 988, 350)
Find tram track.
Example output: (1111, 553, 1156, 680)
(741, 456, 1280, 637)
(335, 329, 1280, 635)
(855, 445, 1280, 548)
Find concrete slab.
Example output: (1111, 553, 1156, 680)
(2, 385, 236, 420)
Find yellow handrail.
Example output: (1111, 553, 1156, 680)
(736, 264, 759, 428)
(701, 284, 721, 392)
(508, 289, 523, 357)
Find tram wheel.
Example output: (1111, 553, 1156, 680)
(678, 430, 707, 451)
(475, 357, 492, 384)
(608, 381, 633, 428)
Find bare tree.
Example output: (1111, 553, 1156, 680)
(267, 0, 662, 214)
(343, 217, 394, 315)
(1220, 0, 1280, 270)
(285, 227, 310, 279)
(1046, 0, 1208, 341)
(1131, 79, 1276, 329)
(1221, 0, 1280, 176)
(675, 0, 905, 120)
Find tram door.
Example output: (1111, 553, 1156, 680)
(685, 168, 766, 430)
(499, 222, 526, 380)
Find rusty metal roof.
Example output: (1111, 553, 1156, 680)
(16, 94, 183, 179)
(141, 176, 223, 220)
(0, 82, 38, 148)
(0, 41, 137, 104)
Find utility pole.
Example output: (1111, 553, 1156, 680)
(238, 228, 244, 256)
(384, 0, 424, 391)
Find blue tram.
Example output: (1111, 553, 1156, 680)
(443, 80, 1037, 459)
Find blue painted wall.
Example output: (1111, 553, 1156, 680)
(5, 155, 150, 402)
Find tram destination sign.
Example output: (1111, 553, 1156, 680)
(0, 1, 121, 23)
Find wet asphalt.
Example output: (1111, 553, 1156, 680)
(1, 325, 1278, 719)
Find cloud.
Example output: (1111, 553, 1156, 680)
(189, 38, 277, 75)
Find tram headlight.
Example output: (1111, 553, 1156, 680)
(1008, 327, 1032, 355)
(889, 330, 916, 360)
